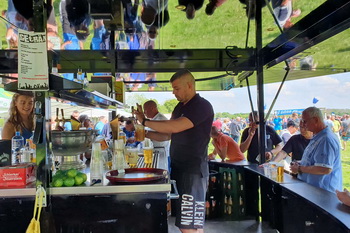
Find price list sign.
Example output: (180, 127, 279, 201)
(18, 29, 49, 91)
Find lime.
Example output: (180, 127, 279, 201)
(77, 172, 87, 183)
(74, 175, 84, 186)
(52, 178, 63, 187)
(52, 174, 63, 181)
(67, 169, 78, 178)
(55, 170, 65, 176)
(63, 177, 75, 187)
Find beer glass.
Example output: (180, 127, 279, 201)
(143, 147, 153, 166)
(277, 164, 284, 177)
(127, 148, 138, 167)
(134, 124, 145, 142)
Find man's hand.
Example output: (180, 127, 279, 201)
(265, 151, 273, 161)
(208, 153, 216, 160)
(290, 162, 300, 174)
(127, 137, 136, 143)
(248, 123, 257, 137)
(336, 188, 350, 206)
(133, 103, 146, 123)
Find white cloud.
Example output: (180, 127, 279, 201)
(135, 72, 350, 114)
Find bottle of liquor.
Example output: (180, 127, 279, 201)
(11, 131, 24, 165)
(29, 132, 36, 163)
(205, 201, 210, 218)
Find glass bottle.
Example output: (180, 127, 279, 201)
(11, 131, 24, 165)
(90, 142, 103, 185)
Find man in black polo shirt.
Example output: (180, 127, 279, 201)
(240, 111, 283, 164)
(133, 69, 214, 233)
(271, 124, 313, 162)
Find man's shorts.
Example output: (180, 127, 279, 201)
(342, 133, 350, 141)
(171, 171, 208, 230)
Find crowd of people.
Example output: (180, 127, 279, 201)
(210, 109, 350, 209)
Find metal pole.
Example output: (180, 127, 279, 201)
(32, 0, 50, 188)
(110, 30, 117, 120)
(255, 0, 266, 164)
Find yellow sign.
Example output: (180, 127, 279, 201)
(114, 81, 125, 103)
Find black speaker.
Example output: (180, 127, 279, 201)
(0, 140, 11, 167)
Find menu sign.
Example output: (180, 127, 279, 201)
(18, 29, 49, 91)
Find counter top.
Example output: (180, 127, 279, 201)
(281, 182, 350, 229)
(0, 183, 171, 198)
(209, 159, 252, 166)
(245, 164, 303, 184)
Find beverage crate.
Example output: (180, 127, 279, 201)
(219, 167, 247, 220)
(205, 170, 221, 219)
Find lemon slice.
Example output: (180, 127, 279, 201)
(175, 5, 186, 10)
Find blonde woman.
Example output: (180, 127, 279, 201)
(1, 91, 34, 140)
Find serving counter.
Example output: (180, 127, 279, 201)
(0, 176, 171, 233)
(209, 159, 350, 233)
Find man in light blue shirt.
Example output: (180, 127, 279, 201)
(290, 107, 342, 193)
(94, 116, 107, 135)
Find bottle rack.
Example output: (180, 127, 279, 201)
(219, 167, 246, 220)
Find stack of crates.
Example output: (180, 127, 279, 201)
(205, 170, 221, 219)
(220, 167, 246, 220)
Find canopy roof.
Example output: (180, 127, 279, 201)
(0, 0, 349, 92)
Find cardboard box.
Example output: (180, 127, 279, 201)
(0, 163, 36, 187)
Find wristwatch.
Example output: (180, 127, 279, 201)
(142, 118, 150, 126)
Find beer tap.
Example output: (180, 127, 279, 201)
(61, 109, 66, 126)
(131, 106, 136, 124)
(55, 108, 60, 129)
(33, 101, 43, 144)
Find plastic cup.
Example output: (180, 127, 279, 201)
(263, 164, 271, 178)
(127, 148, 138, 167)
(143, 147, 153, 165)
(134, 124, 145, 142)
(270, 166, 277, 180)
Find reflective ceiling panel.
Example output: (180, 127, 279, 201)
(1, 0, 349, 92)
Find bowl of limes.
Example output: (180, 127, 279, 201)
(51, 169, 87, 187)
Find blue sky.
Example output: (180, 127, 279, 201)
(127, 72, 350, 114)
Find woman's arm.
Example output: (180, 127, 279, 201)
(1, 121, 15, 140)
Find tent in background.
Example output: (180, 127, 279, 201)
(0, 89, 13, 120)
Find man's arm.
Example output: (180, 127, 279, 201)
(290, 163, 332, 175)
(299, 165, 332, 175)
(271, 150, 289, 163)
(271, 142, 283, 156)
(144, 117, 194, 134)
(146, 130, 171, 141)
(217, 146, 228, 161)
(240, 127, 255, 153)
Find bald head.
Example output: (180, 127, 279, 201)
(301, 107, 325, 134)
(143, 100, 159, 118)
